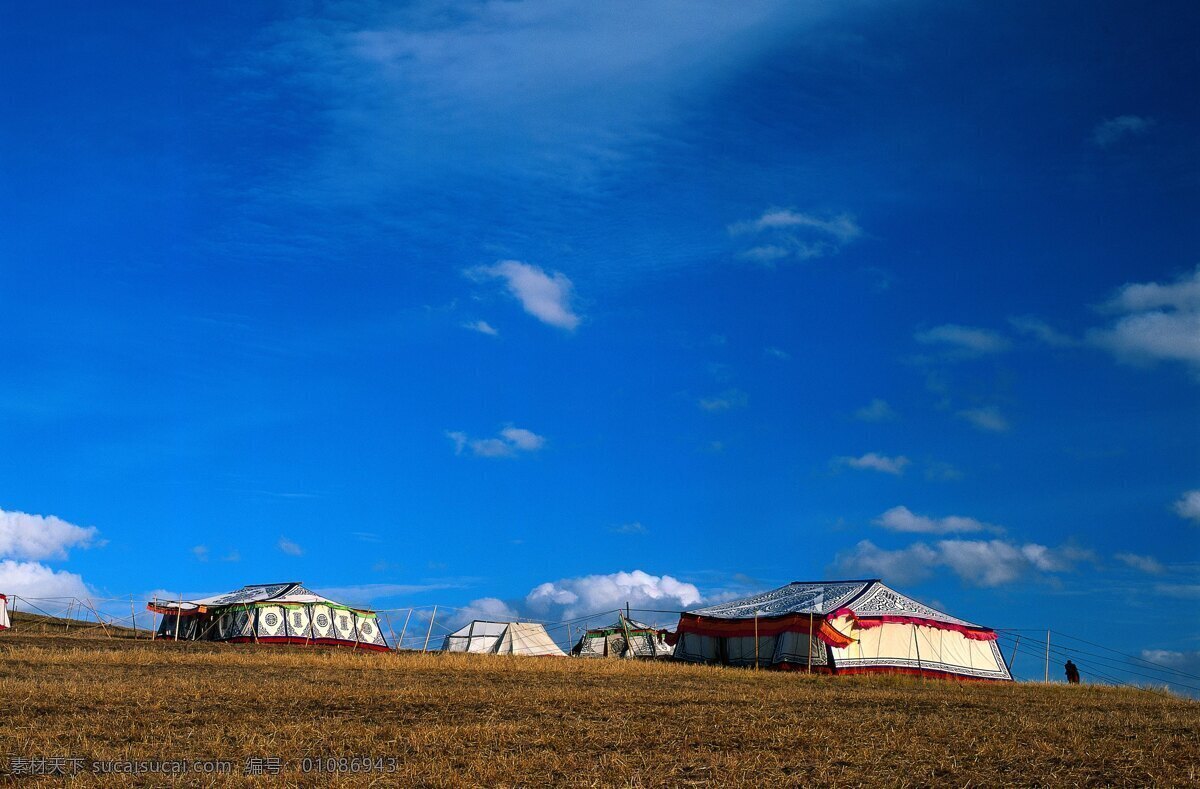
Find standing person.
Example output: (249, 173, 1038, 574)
(1065, 659, 1081, 684)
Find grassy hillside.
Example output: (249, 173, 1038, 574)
(1, 629, 1197, 786)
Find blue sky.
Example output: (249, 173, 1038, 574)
(1, 1, 1197, 684)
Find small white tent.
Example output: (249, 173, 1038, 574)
(442, 620, 566, 657)
(0, 594, 10, 631)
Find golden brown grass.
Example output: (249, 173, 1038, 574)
(1, 629, 1197, 787)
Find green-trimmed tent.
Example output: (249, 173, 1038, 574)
(148, 582, 388, 651)
(572, 614, 673, 659)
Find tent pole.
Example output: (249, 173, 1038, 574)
(807, 612, 814, 673)
(913, 626, 923, 680)
(64, 599, 73, 633)
(150, 598, 158, 641)
(1044, 630, 1050, 682)
(398, 609, 412, 650)
(129, 595, 138, 638)
(754, 611, 759, 671)
(1006, 635, 1021, 671)
(174, 594, 182, 641)
(383, 612, 397, 651)
(88, 598, 113, 638)
(422, 606, 437, 653)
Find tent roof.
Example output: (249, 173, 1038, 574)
(446, 620, 511, 639)
(584, 617, 658, 634)
(687, 579, 978, 628)
(151, 582, 367, 613)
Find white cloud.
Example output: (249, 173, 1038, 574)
(468, 260, 581, 330)
(914, 324, 1010, 356)
(729, 208, 861, 263)
(1114, 552, 1166, 575)
(764, 346, 790, 360)
(462, 320, 498, 336)
(278, 537, 303, 557)
(0, 559, 91, 599)
(1154, 584, 1200, 598)
(526, 569, 702, 620)
(0, 507, 99, 561)
(835, 538, 1089, 587)
(1087, 266, 1200, 374)
(874, 505, 999, 535)
(192, 545, 210, 562)
(1175, 490, 1200, 523)
(447, 597, 519, 628)
(836, 453, 910, 476)
(1008, 316, 1078, 348)
(446, 425, 547, 458)
(699, 389, 748, 412)
(222, 550, 241, 563)
(958, 406, 1010, 433)
(854, 398, 895, 422)
(610, 521, 647, 535)
(499, 427, 545, 451)
(1091, 115, 1155, 147)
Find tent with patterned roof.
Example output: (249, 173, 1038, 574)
(147, 582, 389, 651)
(673, 579, 1011, 681)
(571, 614, 674, 659)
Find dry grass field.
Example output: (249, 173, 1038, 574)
(1, 620, 1198, 787)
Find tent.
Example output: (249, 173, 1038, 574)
(0, 594, 9, 631)
(442, 620, 566, 656)
(147, 582, 389, 651)
(673, 579, 1011, 681)
(572, 614, 674, 659)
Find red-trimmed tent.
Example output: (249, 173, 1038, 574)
(0, 593, 10, 631)
(673, 579, 1011, 681)
(147, 582, 388, 651)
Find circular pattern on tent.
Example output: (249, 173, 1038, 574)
(315, 614, 329, 628)
(264, 613, 279, 627)
(362, 622, 373, 636)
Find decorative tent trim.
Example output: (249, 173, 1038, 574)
(147, 582, 388, 651)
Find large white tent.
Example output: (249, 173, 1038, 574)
(673, 579, 1011, 681)
(442, 620, 566, 657)
(148, 582, 389, 651)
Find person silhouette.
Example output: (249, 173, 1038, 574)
(1065, 659, 1080, 684)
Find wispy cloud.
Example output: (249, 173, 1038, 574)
(468, 260, 581, 331)
(1091, 114, 1155, 147)
(958, 406, 1010, 433)
(835, 453, 910, 476)
(854, 398, 895, 422)
(1114, 552, 1165, 575)
(1175, 490, 1200, 523)
(1087, 266, 1200, 377)
(192, 545, 210, 562)
(698, 389, 748, 412)
(836, 538, 1093, 587)
(874, 505, 1000, 535)
(914, 324, 1010, 357)
(462, 320, 499, 336)
(730, 208, 861, 263)
(447, 425, 547, 458)
(610, 521, 647, 535)
(764, 346, 790, 360)
(1008, 316, 1078, 348)
(277, 537, 303, 557)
